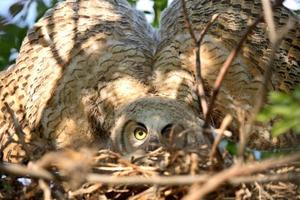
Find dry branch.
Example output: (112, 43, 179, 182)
(203, 14, 263, 128)
(0, 161, 54, 181)
(204, 0, 285, 129)
(4, 102, 30, 156)
(183, 153, 300, 200)
(261, 0, 276, 43)
(239, 17, 296, 158)
(180, 0, 222, 165)
(1, 152, 299, 187)
(39, 179, 52, 200)
(209, 114, 232, 162)
(180, 0, 219, 117)
(229, 172, 300, 185)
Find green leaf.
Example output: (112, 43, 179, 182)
(272, 119, 299, 137)
(269, 92, 291, 104)
(292, 85, 300, 100)
(258, 85, 300, 137)
(127, 0, 138, 6)
(270, 105, 297, 116)
(151, 0, 168, 28)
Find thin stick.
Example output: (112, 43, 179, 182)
(180, 0, 221, 162)
(203, 14, 263, 127)
(87, 174, 209, 185)
(39, 179, 52, 200)
(0, 161, 54, 180)
(209, 114, 232, 162)
(195, 14, 220, 117)
(238, 18, 296, 158)
(4, 102, 30, 156)
(1, 153, 299, 186)
(261, 0, 277, 43)
(229, 172, 300, 185)
(183, 153, 300, 200)
(180, 0, 197, 43)
(180, 0, 220, 117)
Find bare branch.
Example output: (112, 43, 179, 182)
(229, 172, 300, 185)
(180, 0, 219, 117)
(0, 161, 54, 180)
(180, 0, 197, 43)
(183, 153, 300, 200)
(1, 153, 299, 188)
(204, 0, 285, 128)
(195, 14, 219, 117)
(180, 1, 222, 164)
(4, 102, 30, 155)
(204, 14, 263, 127)
(86, 173, 209, 185)
(239, 18, 296, 157)
(39, 179, 52, 200)
(209, 114, 232, 162)
(262, 0, 276, 43)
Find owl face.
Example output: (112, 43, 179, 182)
(111, 97, 208, 155)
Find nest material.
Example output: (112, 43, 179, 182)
(0, 146, 300, 200)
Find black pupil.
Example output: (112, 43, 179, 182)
(138, 131, 143, 135)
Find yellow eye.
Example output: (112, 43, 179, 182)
(134, 128, 147, 140)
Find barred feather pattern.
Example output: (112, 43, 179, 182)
(1, 0, 300, 162)
(0, 0, 157, 162)
(158, 0, 300, 148)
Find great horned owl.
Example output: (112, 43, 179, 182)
(0, 0, 299, 162)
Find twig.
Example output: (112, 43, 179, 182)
(239, 17, 296, 158)
(180, 0, 222, 164)
(203, 14, 263, 127)
(180, 0, 219, 117)
(0, 161, 54, 180)
(261, 0, 276, 43)
(255, 182, 274, 200)
(183, 153, 300, 200)
(1, 153, 299, 187)
(203, 0, 284, 128)
(230, 172, 300, 185)
(86, 174, 209, 185)
(4, 102, 30, 155)
(195, 14, 219, 117)
(180, 0, 197, 43)
(68, 183, 102, 198)
(209, 114, 232, 162)
(39, 179, 52, 200)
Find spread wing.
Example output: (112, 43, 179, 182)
(0, 0, 156, 162)
(155, 0, 300, 149)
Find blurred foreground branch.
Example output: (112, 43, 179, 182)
(1, 151, 299, 186)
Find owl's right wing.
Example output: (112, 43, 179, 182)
(0, 0, 156, 162)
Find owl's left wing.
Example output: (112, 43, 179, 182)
(155, 0, 300, 149)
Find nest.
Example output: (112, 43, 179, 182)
(1, 144, 300, 200)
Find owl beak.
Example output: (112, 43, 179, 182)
(146, 134, 161, 151)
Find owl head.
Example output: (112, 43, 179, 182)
(110, 97, 210, 155)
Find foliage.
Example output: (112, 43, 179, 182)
(0, 0, 58, 70)
(257, 85, 300, 136)
(0, 19, 27, 70)
(152, 0, 168, 27)
(0, 0, 169, 70)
